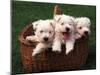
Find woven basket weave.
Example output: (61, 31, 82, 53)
(18, 23, 89, 72)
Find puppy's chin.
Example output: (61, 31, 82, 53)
(81, 34, 89, 39)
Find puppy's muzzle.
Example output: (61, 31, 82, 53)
(84, 31, 89, 36)
(66, 27, 70, 33)
(43, 37, 48, 41)
(81, 31, 89, 39)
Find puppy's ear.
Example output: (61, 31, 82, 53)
(32, 20, 42, 31)
(54, 15, 62, 22)
(70, 17, 75, 25)
(84, 17, 91, 26)
(75, 17, 91, 26)
(49, 20, 55, 29)
(75, 18, 80, 26)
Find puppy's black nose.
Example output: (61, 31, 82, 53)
(66, 27, 70, 32)
(44, 37, 48, 41)
(84, 31, 88, 35)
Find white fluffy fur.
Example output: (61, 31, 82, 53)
(26, 16, 91, 56)
(75, 17, 91, 39)
(26, 20, 55, 56)
(52, 14, 76, 55)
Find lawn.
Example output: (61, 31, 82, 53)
(12, 1, 96, 74)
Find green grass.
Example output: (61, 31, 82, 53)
(12, 1, 96, 74)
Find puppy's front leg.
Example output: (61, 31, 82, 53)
(65, 39, 75, 55)
(52, 39, 61, 53)
(26, 35, 39, 42)
(32, 43, 45, 56)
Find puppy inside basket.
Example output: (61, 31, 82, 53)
(26, 19, 55, 56)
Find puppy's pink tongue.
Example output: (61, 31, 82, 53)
(63, 32, 70, 40)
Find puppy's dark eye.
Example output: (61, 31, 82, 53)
(79, 27, 82, 29)
(61, 23, 64, 25)
(69, 23, 72, 25)
(40, 30, 43, 33)
(49, 31, 51, 34)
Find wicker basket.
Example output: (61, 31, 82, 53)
(18, 23, 89, 73)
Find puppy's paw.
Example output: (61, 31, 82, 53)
(32, 51, 37, 56)
(66, 48, 73, 55)
(26, 36, 33, 41)
(66, 45, 74, 55)
(32, 48, 41, 56)
(52, 46, 61, 53)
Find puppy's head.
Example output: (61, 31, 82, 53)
(75, 17, 91, 38)
(54, 14, 75, 39)
(32, 20, 55, 43)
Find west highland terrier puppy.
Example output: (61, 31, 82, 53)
(52, 14, 76, 55)
(26, 20, 55, 56)
(75, 17, 91, 39)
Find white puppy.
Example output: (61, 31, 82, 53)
(52, 14, 76, 55)
(26, 20, 55, 56)
(75, 17, 91, 39)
